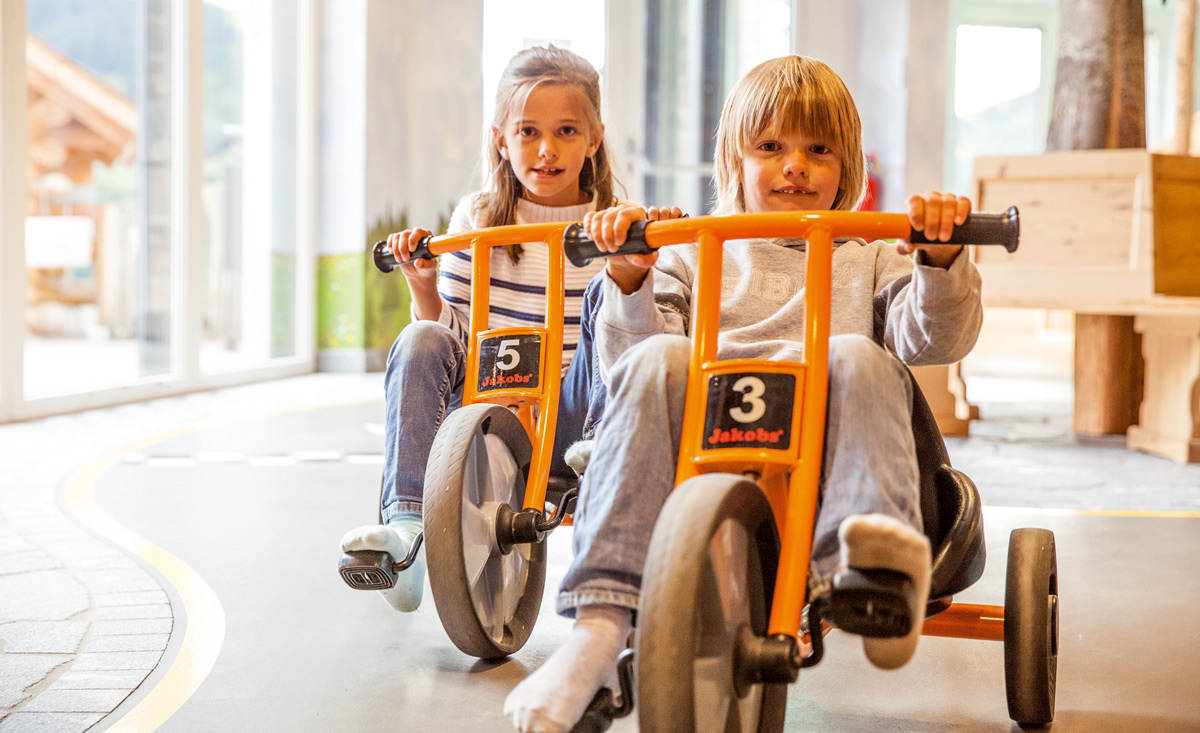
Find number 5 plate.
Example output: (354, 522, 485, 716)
(477, 333, 542, 392)
(702, 372, 795, 450)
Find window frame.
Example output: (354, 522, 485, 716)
(0, 0, 316, 423)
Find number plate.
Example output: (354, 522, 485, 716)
(477, 334, 542, 392)
(702, 372, 795, 450)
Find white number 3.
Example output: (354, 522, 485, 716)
(729, 376, 766, 423)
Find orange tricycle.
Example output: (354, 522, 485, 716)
(559, 208, 1058, 732)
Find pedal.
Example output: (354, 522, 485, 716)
(569, 648, 635, 733)
(570, 688, 618, 733)
(339, 550, 397, 590)
(827, 567, 915, 638)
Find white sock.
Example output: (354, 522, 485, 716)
(564, 440, 595, 476)
(339, 511, 425, 612)
(503, 604, 632, 733)
(837, 513, 931, 670)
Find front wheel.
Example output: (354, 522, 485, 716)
(1004, 528, 1058, 727)
(637, 473, 788, 733)
(424, 404, 545, 659)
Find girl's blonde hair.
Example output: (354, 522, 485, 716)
(713, 55, 866, 215)
(476, 45, 619, 263)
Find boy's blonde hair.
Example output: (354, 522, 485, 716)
(477, 45, 619, 263)
(713, 56, 866, 215)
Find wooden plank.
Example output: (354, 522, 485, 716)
(1126, 314, 1200, 463)
(972, 150, 1200, 300)
(1073, 314, 1143, 435)
(1152, 155, 1200, 296)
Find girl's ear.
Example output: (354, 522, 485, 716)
(587, 123, 605, 158)
(492, 126, 509, 160)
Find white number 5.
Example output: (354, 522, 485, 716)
(495, 339, 521, 371)
(729, 376, 766, 423)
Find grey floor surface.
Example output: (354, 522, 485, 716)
(82, 399, 1200, 733)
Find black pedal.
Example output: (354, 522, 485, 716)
(569, 648, 635, 733)
(570, 688, 617, 733)
(339, 550, 397, 590)
(827, 567, 915, 638)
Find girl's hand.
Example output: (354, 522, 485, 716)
(388, 228, 438, 286)
(900, 191, 971, 269)
(585, 204, 685, 294)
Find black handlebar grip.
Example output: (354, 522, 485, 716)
(908, 206, 1020, 252)
(563, 220, 654, 267)
(371, 235, 435, 273)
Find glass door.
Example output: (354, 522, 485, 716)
(0, 0, 314, 423)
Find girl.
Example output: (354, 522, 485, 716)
(504, 55, 981, 732)
(339, 45, 677, 614)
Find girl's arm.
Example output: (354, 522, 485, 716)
(388, 228, 442, 321)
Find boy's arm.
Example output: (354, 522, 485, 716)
(877, 247, 983, 366)
(593, 248, 692, 383)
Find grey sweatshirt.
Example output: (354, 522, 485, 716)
(594, 237, 983, 381)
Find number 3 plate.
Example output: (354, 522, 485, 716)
(702, 372, 795, 450)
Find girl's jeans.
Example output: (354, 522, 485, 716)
(379, 277, 606, 524)
(557, 333, 920, 616)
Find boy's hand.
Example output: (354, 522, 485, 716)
(584, 205, 685, 294)
(900, 191, 971, 269)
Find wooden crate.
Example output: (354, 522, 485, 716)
(971, 150, 1200, 309)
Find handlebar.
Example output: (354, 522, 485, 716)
(372, 236, 434, 273)
(371, 207, 1021, 272)
(560, 207, 1020, 268)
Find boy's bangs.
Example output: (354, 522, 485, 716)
(745, 80, 841, 154)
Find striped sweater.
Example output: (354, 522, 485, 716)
(428, 196, 607, 374)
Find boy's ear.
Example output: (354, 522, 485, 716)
(492, 126, 509, 160)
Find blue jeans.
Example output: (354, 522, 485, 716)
(557, 333, 920, 616)
(380, 276, 608, 523)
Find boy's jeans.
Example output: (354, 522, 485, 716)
(557, 332, 920, 616)
(379, 276, 607, 524)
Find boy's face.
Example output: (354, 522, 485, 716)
(741, 122, 842, 213)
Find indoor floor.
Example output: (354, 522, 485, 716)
(1, 325, 1198, 732)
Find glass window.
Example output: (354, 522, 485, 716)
(642, 0, 791, 216)
(24, 0, 174, 399)
(201, 0, 300, 374)
(14, 0, 305, 407)
(949, 24, 1045, 194)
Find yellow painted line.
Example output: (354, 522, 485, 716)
(983, 505, 1200, 519)
(60, 397, 384, 730)
(64, 426, 225, 733)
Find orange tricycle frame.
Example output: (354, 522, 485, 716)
(623, 210, 1006, 644)
(403, 223, 577, 517)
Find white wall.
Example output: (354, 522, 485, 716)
(316, 0, 484, 258)
(795, 0, 947, 210)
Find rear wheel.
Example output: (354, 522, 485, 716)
(637, 473, 788, 733)
(1004, 528, 1058, 727)
(425, 404, 545, 659)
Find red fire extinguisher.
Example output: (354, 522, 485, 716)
(858, 153, 881, 211)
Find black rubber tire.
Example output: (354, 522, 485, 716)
(637, 473, 788, 733)
(425, 404, 545, 659)
(1004, 528, 1058, 727)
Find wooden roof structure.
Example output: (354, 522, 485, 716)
(25, 35, 136, 212)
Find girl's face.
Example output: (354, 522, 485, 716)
(740, 121, 842, 213)
(494, 84, 603, 207)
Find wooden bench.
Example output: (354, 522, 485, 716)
(953, 150, 1200, 463)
